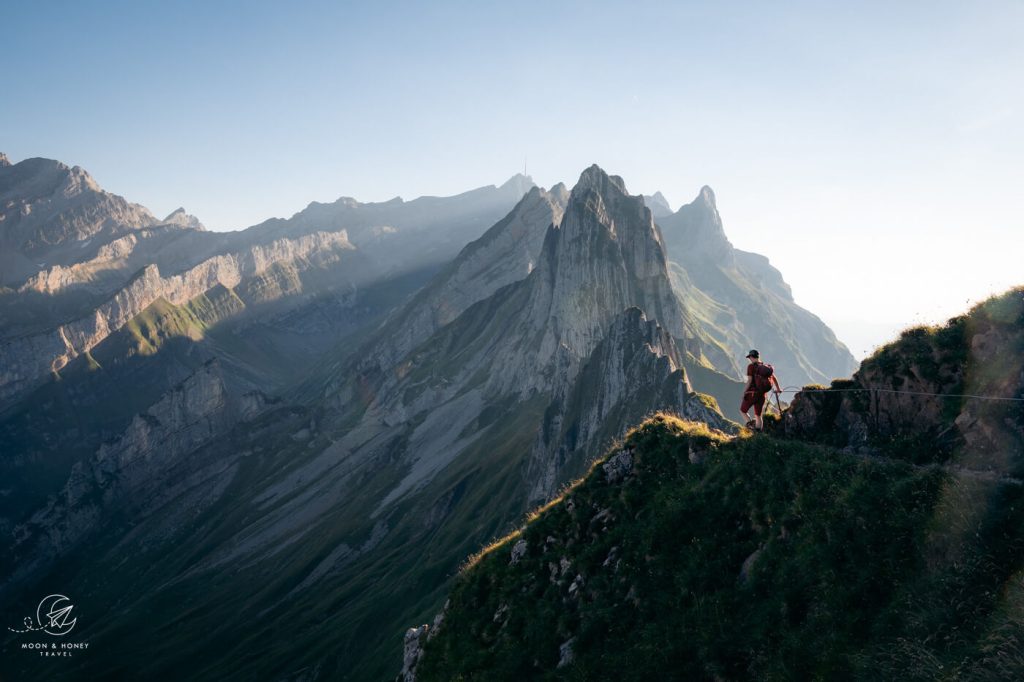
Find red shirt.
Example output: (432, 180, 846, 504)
(746, 361, 764, 394)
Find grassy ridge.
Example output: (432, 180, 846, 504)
(417, 414, 1024, 681)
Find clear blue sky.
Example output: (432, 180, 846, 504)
(3, 1, 1022, 358)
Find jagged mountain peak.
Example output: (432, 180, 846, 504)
(573, 164, 628, 196)
(510, 165, 685, 367)
(659, 183, 733, 265)
(0, 156, 98, 197)
(66, 164, 101, 193)
(643, 190, 673, 218)
(697, 184, 717, 207)
(0, 152, 10, 167)
(562, 165, 649, 237)
(555, 165, 669, 283)
(0, 156, 157, 260)
(161, 207, 206, 231)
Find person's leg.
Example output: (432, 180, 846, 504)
(740, 393, 754, 426)
(754, 394, 765, 430)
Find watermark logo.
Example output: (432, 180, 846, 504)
(8, 594, 78, 636)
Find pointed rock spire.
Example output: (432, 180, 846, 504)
(644, 191, 673, 218)
(658, 184, 734, 266)
(162, 207, 206, 231)
(697, 185, 716, 208)
(529, 164, 686, 357)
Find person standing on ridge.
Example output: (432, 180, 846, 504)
(740, 349, 781, 431)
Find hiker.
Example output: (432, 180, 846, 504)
(740, 349, 781, 431)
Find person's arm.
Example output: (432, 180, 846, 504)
(771, 374, 782, 393)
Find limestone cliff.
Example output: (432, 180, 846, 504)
(0, 230, 356, 401)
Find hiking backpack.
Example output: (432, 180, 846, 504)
(752, 363, 774, 392)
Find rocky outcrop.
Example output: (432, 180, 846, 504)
(782, 290, 1024, 472)
(399, 602, 448, 682)
(0, 230, 355, 401)
(401, 626, 429, 682)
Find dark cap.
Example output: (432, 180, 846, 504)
(746, 349, 759, 359)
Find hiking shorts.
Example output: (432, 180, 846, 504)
(741, 391, 766, 416)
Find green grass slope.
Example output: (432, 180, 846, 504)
(416, 414, 1024, 681)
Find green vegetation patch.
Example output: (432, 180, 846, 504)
(416, 414, 981, 681)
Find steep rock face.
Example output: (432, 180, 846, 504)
(14, 224, 200, 298)
(658, 185, 857, 387)
(525, 306, 728, 501)
(356, 166, 696, 430)
(528, 167, 687, 364)
(355, 184, 569, 375)
(0, 230, 357, 401)
(331, 166, 721, 518)
(1, 360, 267, 595)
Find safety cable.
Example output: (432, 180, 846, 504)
(774, 386, 1024, 403)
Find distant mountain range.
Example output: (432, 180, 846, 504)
(0, 153, 855, 680)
